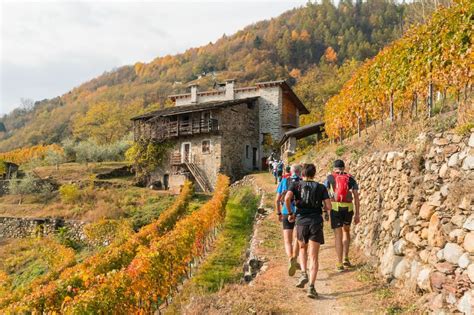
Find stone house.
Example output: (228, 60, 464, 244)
(131, 79, 309, 193)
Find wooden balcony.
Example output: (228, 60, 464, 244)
(148, 118, 219, 141)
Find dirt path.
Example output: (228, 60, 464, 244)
(175, 172, 389, 314)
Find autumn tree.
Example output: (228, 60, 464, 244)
(73, 100, 142, 144)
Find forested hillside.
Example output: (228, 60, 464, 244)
(0, 0, 435, 151)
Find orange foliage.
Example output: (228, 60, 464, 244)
(324, 2, 471, 139)
(324, 47, 337, 63)
(0, 144, 63, 165)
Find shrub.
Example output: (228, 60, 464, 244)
(84, 219, 134, 247)
(44, 149, 65, 169)
(59, 184, 81, 204)
(455, 122, 474, 136)
(75, 140, 101, 164)
(335, 145, 346, 156)
(0, 159, 6, 175)
(125, 140, 171, 176)
(56, 227, 83, 250)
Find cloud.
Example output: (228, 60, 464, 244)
(0, 1, 306, 114)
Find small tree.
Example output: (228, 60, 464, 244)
(45, 149, 65, 170)
(8, 173, 38, 204)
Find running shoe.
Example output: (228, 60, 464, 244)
(343, 257, 352, 268)
(296, 272, 309, 288)
(288, 257, 297, 276)
(307, 285, 318, 298)
(336, 263, 345, 272)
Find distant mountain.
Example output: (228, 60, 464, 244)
(0, 0, 422, 151)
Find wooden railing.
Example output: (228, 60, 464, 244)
(171, 153, 182, 165)
(151, 118, 218, 141)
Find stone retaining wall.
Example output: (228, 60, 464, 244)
(349, 131, 473, 313)
(0, 217, 86, 241)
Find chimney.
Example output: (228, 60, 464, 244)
(225, 79, 235, 100)
(189, 84, 199, 104)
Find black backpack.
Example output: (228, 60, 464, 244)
(281, 177, 300, 204)
(296, 181, 322, 210)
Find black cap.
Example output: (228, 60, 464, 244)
(285, 166, 291, 172)
(334, 159, 345, 168)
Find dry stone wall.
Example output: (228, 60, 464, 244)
(349, 131, 474, 313)
(0, 217, 86, 241)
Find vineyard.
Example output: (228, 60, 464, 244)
(1, 175, 230, 313)
(0, 144, 63, 165)
(324, 1, 472, 139)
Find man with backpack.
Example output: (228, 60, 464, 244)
(324, 159, 360, 272)
(275, 164, 301, 277)
(285, 163, 331, 299)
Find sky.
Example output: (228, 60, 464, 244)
(0, 0, 307, 115)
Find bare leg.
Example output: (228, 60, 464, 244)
(292, 228, 299, 260)
(299, 241, 308, 272)
(343, 225, 351, 259)
(308, 240, 321, 285)
(334, 227, 343, 265)
(283, 229, 293, 258)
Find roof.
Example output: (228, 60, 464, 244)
(131, 97, 259, 121)
(279, 122, 325, 145)
(169, 80, 309, 115)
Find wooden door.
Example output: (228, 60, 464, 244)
(181, 142, 191, 163)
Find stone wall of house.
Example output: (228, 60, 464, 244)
(149, 133, 222, 192)
(173, 85, 282, 161)
(258, 86, 282, 157)
(219, 102, 260, 181)
(347, 131, 473, 313)
(0, 217, 86, 241)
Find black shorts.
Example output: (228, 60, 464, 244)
(282, 215, 295, 230)
(330, 207, 354, 229)
(296, 222, 324, 244)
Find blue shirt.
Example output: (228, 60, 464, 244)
(276, 175, 299, 215)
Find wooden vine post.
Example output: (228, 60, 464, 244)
(427, 82, 433, 118)
(357, 116, 361, 138)
(389, 92, 395, 122)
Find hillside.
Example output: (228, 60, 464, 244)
(0, 0, 414, 151)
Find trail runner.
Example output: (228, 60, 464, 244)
(285, 163, 331, 298)
(324, 159, 360, 272)
(275, 164, 302, 277)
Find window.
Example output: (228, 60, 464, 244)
(245, 145, 250, 159)
(202, 140, 210, 153)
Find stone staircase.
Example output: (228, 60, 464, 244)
(184, 163, 213, 193)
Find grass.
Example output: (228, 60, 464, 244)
(0, 238, 75, 292)
(166, 187, 259, 313)
(29, 162, 129, 183)
(191, 187, 258, 292)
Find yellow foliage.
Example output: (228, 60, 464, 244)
(0, 144, 63, 165)
(59, 184, 81, 204)
(72, 100, 143, 144)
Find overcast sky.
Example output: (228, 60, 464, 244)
(0, 0, 307, 114)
